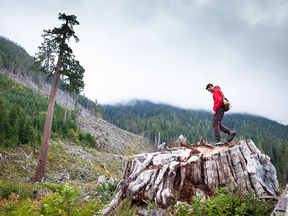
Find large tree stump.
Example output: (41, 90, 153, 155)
(102, 139, 280, 215)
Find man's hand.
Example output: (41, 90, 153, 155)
(212, 111, 216, 115)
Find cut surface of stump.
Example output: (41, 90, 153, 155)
(102, 139, 280, 215)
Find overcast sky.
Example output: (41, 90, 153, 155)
(1, 0, 288, 125)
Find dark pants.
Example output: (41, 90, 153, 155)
(213, 106, 230, 140)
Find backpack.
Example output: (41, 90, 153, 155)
(218, 90, 231, 112)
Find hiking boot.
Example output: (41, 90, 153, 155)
(228, 131, 236, 142)
(213, 139, 223, 145)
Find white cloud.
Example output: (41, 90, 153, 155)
(238, 0, 288, 29)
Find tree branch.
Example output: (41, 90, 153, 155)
(103, 162, 110, 174)
(45, 67, 56, 78)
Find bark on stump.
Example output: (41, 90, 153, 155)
(102, 139, 280, 215)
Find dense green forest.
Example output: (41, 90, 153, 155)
(0, 36, 33, 74)
(0, 73, 97, 148)
(103, 100, 288, 183)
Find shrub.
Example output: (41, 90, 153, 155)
(0, 194, 41, 215)
(95, 182, 118, 204)
(0, 184, 105, 216)
(0, 183, 32, 200)
(78, 199, 104, 216)
(38, 183, 80, 215)
(0, 192, 23, 214)
(175, 187, 274, 216)
(114, 197, 137, 216)
(37, 183, 104, 216)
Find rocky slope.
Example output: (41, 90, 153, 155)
(0, 69, 152, 155)
(0, 138, 124, 181)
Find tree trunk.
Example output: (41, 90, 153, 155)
(32, 69, 60, 182)
(63, 93, 69, 122)
(158, 132, 160, 148)
(285, 162, 288, 184)
(102, 139, 280, 215)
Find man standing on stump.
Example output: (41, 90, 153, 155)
(206, 83, 236, 145)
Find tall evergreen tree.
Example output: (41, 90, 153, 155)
(0, 56, 3, 69)
(10, 117, 20, 148)
(9, 104, 19, 127)
(32, 13, 85, 182)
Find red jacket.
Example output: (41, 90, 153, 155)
(212, 86, 224, 111)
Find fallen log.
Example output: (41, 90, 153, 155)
(102, 138, 280, 215)
(271, 184, 288, 215)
